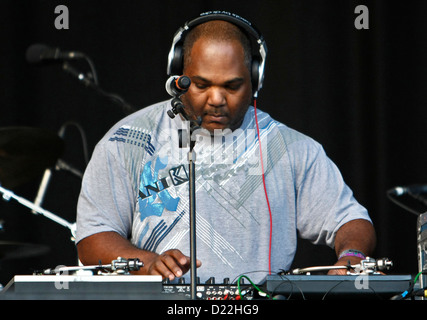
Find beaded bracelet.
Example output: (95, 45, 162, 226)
(338, 249, 366, 260)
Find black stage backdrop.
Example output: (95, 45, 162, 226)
(0, 0, 426, 286)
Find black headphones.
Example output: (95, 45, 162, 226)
(166, 11, 267, 98)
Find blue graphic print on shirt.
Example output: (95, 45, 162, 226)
(138, 156, 180, 221)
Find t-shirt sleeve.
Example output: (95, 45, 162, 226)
(294, 142, 372, 248)
(75, 142, 136, 244)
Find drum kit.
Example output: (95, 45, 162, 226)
(0, 44, 135, 272)
(0, 126, 79, 264)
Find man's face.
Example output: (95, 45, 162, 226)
(181, 38, 253, 133)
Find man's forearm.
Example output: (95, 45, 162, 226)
(327, 219, 376, 275)
(334, 218, 377, 259)
(77, 231, 158, 272)
(76, 231, 200, 280)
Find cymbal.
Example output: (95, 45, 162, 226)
(0, 241, 50, 260)
(0, 127, 64, 188)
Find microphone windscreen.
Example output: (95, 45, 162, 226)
(25, 44, 49, 64)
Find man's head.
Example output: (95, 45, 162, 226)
(180, 20, 254, 133)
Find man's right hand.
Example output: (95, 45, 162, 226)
(77, 231, 201, 281)
(143, 249, 202, 281)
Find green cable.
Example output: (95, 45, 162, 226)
(400, 271, 424, 299)
(237, 275, 271, 299)
(413, 271, 423, 285)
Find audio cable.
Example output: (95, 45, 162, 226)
(253, 98, 273, 275)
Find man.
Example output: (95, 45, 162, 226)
(76, 13, 376, 284)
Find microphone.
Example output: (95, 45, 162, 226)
(388, 184, 427, 196)
(26, 43, 85, 64)
(165, 75, 191, 97)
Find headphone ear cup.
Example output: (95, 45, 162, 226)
(169, 44, 184, 76)
(251, 58, 260, 94)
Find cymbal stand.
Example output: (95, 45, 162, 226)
(0, 184, 76, 240)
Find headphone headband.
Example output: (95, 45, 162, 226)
(167, 11, 267, 97)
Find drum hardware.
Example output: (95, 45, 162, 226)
(0, 127, 64, 189)
(0, 241, 50, 261)
(0, 126, 84, 241)
(0, 125, 84, 187)
(0, 184, 76, 240)
(31, 123, 85, 214)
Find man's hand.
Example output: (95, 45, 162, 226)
(328, 219, 377, 275)
(143, 249, 202, 281)
(328, 220, 376, 275)
(77, 231, 201, 280)
(328, 256, 363, 275)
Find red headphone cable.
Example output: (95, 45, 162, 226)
(253, 99, 273, 275)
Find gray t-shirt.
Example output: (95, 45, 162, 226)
(76, 100, 371, 283)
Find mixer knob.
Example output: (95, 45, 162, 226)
(205, 277, 215, 284)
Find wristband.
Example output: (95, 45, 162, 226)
(338, 249, 366, 260)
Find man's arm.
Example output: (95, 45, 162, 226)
(77, 231, 201, 280)
(328, 219, 377, 275)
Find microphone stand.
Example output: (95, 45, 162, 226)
(0, 184, 76, 240)
(167, 97, 201, 300)
(62, 61, 135, 115)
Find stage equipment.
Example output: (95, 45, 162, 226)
(0, 127, 64, 189)
(0, 184, 76, 239)
(26, 43, 135, 115)
(32, 123, 84, 213)
(0, 257, 414, 300)
(387, 184, 427, 299)
(289, 257, 393, 275)
(0, 126, 81, 240)
(165, 73, 200, 300)
(0, 241, 49, 261)
(418, 212, 427, 299)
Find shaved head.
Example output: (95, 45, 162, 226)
(183, 20, 252, 73)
